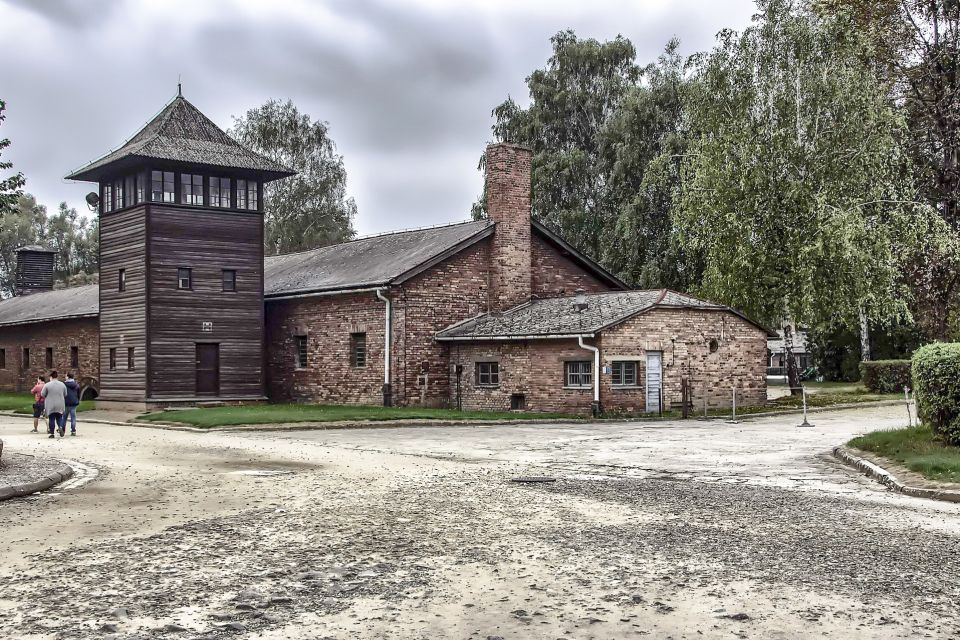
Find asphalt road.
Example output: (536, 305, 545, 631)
(0, 404, 957, 639)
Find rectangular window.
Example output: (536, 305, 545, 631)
(612, 361, 639, 387)
(103, 183, 113, 212)
(350, 333, 367, 368)
(0, 349, 6, 369)
(125, 175, 134, 207)
(151, 170, 175, 202)
(475, 362, 500, 387)
(45, 347, 53, 369)
(177, 267, 192, 290)
(127, 347, 135, 371)
(247, 181, 259, 211)
(295, 335, 308, 368)
(109, 348, 117, 371)
(114, 179, 124, 209)
(181, 173, 203, 205)
(118, 268, 126, 292)
(221, 269, 236, 292)
(70, 346, 79, 369)
(135, 173, 144, 204)
(22, 347, 29, 369)
(210, 177, 231, 208)
(236, 179, 247, 209)
(565, 361, 592, 388)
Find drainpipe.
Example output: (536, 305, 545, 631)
(376, 288, 392, 407)
(577, 335, 601, 418)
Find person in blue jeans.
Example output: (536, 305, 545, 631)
(41, 371, 68, 438)
(64, 372, 81, 436)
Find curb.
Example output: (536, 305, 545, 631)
(0, 458, 74, 502)
(832, 445, 960, 504)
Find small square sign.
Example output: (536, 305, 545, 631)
(202, 321, 213, 332)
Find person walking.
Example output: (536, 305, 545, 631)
(30, 376, 45, 433)
(63, 373, 81, 436)
(41, 371, 68, 439)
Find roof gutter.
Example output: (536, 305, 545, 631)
(264, 286, 386, 302)
(435, 333, 595, 342)
(0, 312, 99, 329)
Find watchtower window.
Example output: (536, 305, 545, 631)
(237, 180, 248, 209)
(134, 173, 144, 204)
(151, 170, 175, 203)
(222, 269, 236, 292)
(177, 268, 192, 290)
(246, 181, 259, 211)
(114, 179, 124, 209)
(103, 183, 113, 213)
(210, 177, 231, 208)
(181, 173, 203, 205)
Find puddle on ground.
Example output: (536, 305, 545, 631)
(225, 469, 295, 477)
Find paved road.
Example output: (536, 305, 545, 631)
(0, 405, 957, 639)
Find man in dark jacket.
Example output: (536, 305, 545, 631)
(64, 373, 81, 436)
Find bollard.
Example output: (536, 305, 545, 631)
(726, 386, 739, 424)
(797, 385, 814, 428)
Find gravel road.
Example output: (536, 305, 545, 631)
(0, 405, 957, 639)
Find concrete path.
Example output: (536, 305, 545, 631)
(0, 405, 956, 639)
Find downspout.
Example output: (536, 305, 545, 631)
(577, 335, 601, 417)
(376, 288, 392, 407)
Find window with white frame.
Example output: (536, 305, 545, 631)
(209, 176, 231, 208)
(612, 361, 639, 386)
(565, 360, 592, 388)
(475, 362, 499, 386)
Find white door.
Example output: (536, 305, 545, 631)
(645, 351, 662, 413)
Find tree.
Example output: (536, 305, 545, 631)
(479, 31, 641, 261)
(675, 0, 924, 392)
(230, 100, 356, 255)
(0, 99, 26, 216)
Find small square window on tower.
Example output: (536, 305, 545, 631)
(222, 269, 237, 292)
(118, 268, 126, 292)
(178, 268, 192, 290)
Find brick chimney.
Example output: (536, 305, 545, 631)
(486, 142, 533, 311)
(14, 245, 56, 296)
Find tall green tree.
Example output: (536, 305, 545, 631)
(0, 99, 26, 216)
(480, 31, 641, 261)
(230, 100, 356, 255)
(675, 0, 924, 390)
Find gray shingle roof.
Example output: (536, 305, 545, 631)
(0, 285, 99, 327)
(263, 220, 494, 298)
(436, 289, 770, 339)
(66, 96, 294, 182)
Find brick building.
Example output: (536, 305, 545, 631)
(0, 95, 770, 414)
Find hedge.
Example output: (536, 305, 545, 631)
(859, 360, 912, 394)
(912, 343, 960, 446)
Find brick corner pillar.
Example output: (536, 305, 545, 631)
(486, 142, 533, 312)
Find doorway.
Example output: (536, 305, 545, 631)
(645, 351, 662, 413)
(195, 343, 220, 396)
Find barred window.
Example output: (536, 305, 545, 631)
(565, 360, 592, 388)
(351, 333, 367, 368)
(181, 173, 203, 205)
(475, 362, 500, 387)
(295, 335, 308, 368)
(612, 361, 638, 387)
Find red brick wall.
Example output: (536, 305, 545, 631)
(531, 232, 611, 298)
(486, 143, 532, 311)
(264, 291, 389, 405)
(0, 317, 100, 395)
(448, 309, 767, 414)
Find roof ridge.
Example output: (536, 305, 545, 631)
(267, 219, 487, 259)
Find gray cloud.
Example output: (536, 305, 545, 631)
(0, 0, 756, 234)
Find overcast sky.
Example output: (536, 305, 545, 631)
(1, 0, 756, 236)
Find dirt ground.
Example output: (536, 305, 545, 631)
(0, 405, 957, 639)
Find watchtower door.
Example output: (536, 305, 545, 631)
(645, 351, 662, 413)
(196, 343, 220, 396)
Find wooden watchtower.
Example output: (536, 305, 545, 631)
(67, 93, 294, 407)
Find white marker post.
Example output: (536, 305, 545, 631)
(726, 387, 739, 424)
(904, 386, 913, 428)
(797, 385, 814, 428)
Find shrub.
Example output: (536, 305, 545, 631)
(912, 343, 960, 446)
(859, 359, 912, 393)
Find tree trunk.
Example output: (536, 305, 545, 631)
(858, 307, 872, 363)
(783, 324, 802, 396)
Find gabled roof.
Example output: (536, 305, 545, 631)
(66, 96, 295, 182)
(0, 284, 99, 327)
(436, 289, 776, 340)
(264, 220, 495, 298)
(532, 220, 628, 290)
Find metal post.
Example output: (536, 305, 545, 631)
(703, 384, 708, 418)
(726, 386, 739, 424)
(797, 385, 814, 428)
(904, 386, 912, 428)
